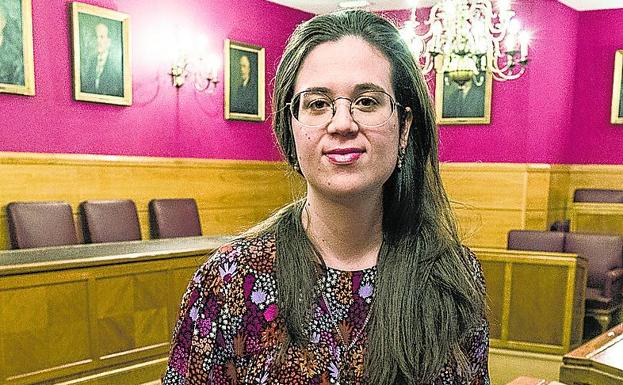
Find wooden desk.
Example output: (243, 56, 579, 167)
(0, 236, 229, 385)
(560, 323, 623, 385)
(506, 376, 566, 385)
(474, 248, 588, 355)
(569, 203, 623, 235)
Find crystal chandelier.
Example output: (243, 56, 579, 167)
(400, 0, 530, 86)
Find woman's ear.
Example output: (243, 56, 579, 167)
(400, 106, 413, 149)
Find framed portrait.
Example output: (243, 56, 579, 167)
(0, 0, 35, 96)
(610, 50, 623, 124)
(71, 2, 131, 106)
(224, 39, 265, 122)
(435, 68, 492, 125)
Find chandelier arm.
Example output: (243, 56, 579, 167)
(491, 66, 525, 81)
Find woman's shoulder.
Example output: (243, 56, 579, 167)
(192, 232, 277, 291)
(460, 245, 486, 292)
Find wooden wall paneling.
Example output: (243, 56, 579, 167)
(564, 165, 623, 235)
(441, 163, 554, 248)
(566, 165, 623, 202)
(546, 165, 570, 227)
(0, 152, 305, 250)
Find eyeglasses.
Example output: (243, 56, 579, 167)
(287, 90, 402, 128)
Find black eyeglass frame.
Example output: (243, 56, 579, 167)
(285, 89, 405, 128)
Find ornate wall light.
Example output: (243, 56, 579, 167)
(169, 29, 219, 93)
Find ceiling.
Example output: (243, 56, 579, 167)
(266, 0, 623, 14)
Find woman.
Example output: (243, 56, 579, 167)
(163, 9, 488, 385)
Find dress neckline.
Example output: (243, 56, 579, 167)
(324, 264, 377, 274)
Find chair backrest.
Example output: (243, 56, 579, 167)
(148, 198, 202, 239)
(79, 200, 141, 243)
(507, 230, 566, 253)
(564, 233, 623, 290)
(573, 189, 623, 203)
(6, 201, 79, 249)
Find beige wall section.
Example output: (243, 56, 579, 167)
(0, 152, 305, 250)
(566, 165, 623, 203)
(2, 153, 623, 250)
(440, 163, 557, 248)
(440, 163, 623, 248)
(565, 165, 623, 234)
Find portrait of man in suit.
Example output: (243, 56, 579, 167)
(230, 51, 258, 115)
(442, 78, 485, 119)
(0, 0, 25, 87)
(619, 67, 623, 118)
(78, 16, 123, 97)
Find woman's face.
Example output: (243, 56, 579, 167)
(291, 36, 411, 200)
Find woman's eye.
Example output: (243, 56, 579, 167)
(355, 97, 379, 108)
(307, 99, 331, 110)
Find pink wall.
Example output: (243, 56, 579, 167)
(3, 1, 622, 165)
(385, 1, 580, 164)
(0, 0, 311, 160)
(566, 8, 623, 164)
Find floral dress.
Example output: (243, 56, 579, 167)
(162, 233, 490, 385)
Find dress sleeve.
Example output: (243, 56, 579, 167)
(465, 318, 490, 385)
(162, 246, 238, 385)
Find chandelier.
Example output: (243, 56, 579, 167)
(399, 0, 530, 86)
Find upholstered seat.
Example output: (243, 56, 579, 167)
(565, 232, 623, 333)
(585, 287, 617, 310)
(507, 230, 566, 253)
(148, 198, 202, 239)
(6, 201, 79, 249)
(573, 189, 623, 203)
(79, 200, 142, 243)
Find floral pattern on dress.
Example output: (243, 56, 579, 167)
(162, 232, 490, 385)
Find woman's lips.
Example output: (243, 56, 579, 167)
(324, 148, 364, 164)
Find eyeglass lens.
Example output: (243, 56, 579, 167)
(290, 91, 395, 127)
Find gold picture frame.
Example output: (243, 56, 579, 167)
(224, 39, 265, 122)
(0, 0, 35, 96)
(610, 50, 623, 124)
(435, 64, 493, 125)
(71, 2, 131, 106)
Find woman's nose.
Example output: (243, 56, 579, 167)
(327, 100, 359, 135)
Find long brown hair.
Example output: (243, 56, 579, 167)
(251, 9, 486, 384)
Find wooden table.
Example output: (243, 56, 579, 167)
(559, 323, 623, 385)
(0, 236, 229, 385)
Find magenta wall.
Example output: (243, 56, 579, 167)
(566, 8, 623, 164)
(385, 1, 580, 163)
(0, 0, 311, 160)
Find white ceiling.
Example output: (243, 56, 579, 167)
(266, 0, 623, 14)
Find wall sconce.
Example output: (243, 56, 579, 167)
(169, 31, 219, 93)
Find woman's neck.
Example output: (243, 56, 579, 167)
(302, 189, 383, 271)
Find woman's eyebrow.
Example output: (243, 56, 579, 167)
(300, 86, 332, 94)
(297, 83, 387, 96)
(353, 83, 386, 94)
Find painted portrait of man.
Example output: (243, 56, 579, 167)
(442, 78, 486, 119)
(78, 14, 123, 97)
(0, 0, 25, 87)
(229, 49, 258, 115)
